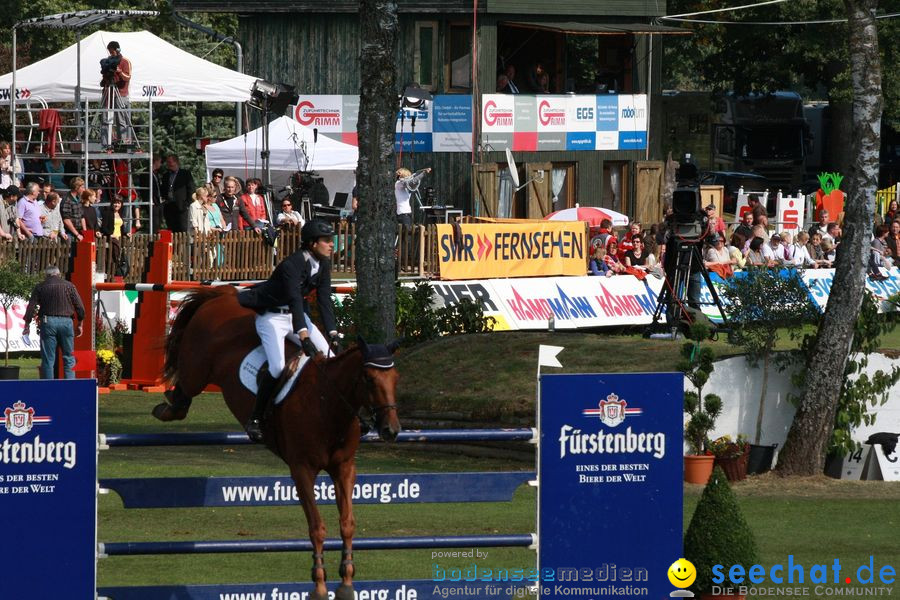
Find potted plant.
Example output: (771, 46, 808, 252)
(680, 323, 722, 484)
(721, 268, 818, 474)
(0, 261, 41, 380)
(709, 435, 750, 482)
(684, 466, 760, 600)
(95, 318, 122, 388)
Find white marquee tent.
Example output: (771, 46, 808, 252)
(205, 116, 359, 201)
(0, 30, 257, 103)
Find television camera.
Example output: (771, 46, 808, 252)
(281, 171, 331, 221)
(100, 54, 121, 82)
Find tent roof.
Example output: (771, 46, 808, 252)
(0, 30, 257, 103)
(205, 116, 359, 173)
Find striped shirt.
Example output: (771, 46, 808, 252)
(23, 275, 86, 324)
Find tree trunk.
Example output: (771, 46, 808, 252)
(777, 0, 882, 476)
(355, 0, 399, 343)
(755, 353, 769, 446)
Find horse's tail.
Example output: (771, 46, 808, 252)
(162, 286, 233, 384)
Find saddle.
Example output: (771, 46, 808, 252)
(239, 343, 311, 405)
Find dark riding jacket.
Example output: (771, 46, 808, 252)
(238, 249, 336, 334)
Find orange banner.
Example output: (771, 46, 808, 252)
(436, 222, 587, 280)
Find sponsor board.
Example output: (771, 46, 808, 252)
(292, 95, 472, 152)
(481, 94, 648, 152)
(436, 222, 588, 280)
(0, 298, 41, 354)
(0, 380, 97, 599)
(539, 373, 683, 599)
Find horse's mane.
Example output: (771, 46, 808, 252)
(162, 287, 233, 384)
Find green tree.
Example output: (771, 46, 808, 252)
(354, 0, 399, 343)
(777, 0, 883, 476)
(663, 0, 899, 174)
(0, 262, 41, 366)
(721, 267, 818, 445)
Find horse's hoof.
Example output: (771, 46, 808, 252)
(152, 402, 188, 422)
(335, 585, 354, 600)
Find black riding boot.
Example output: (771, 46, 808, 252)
(245, 370, 278, 443)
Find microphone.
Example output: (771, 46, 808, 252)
(313, 128, 318, 143)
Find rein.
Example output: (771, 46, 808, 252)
(312, 351, 396, 433)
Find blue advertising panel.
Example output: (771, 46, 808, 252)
(99, 579, 526, 600)
(0, 379, 97, 599)
(618, 130, 648, 150)
(539, 373, 682, 599)
(566, 131, 596, 151)
(101, 471, 534, 508)
(595, 96, 619, 131)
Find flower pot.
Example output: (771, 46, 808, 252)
(747, 443, 777, 475)
(0, 365, 20, 380)
(684, 454, 715, 484)
(714, 446, 750, 482)
(96, 364, 111, 388)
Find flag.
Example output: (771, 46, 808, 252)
(538, 345, 564, 368)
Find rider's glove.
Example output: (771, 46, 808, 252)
(301, 337, 319, 358)
(328, 332, 343, 352)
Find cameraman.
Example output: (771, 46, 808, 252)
(100, 41, 133, 148)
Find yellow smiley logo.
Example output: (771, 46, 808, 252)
(668, 558, 697, 588)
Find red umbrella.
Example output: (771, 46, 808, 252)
(544, 205, 630, 227)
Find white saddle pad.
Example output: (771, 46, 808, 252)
(239, 346, 310, 405)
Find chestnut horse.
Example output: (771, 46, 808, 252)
(153, 286, 401, 600)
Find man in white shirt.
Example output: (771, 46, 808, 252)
(39, 192, 68, 241)
(761, 233, 781, 263)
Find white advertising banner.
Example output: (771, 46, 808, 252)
(1, 299, 41, 354)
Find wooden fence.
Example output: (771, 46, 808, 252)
(0, 223, 444, 281)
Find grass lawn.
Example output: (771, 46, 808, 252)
(5, 329, 900, 598)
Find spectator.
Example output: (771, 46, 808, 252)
(39, 192, 67, 241)
(821, 238, 836, 264)
(753, 211, 769, 230)
(807, 232, 831, 268)
(808, 209, 829, 239)
(764, 233, 783, 264)
(61, 177, 87, 243)
(81, 189, 101, 232)
(239, 178, 267, 232)
(746, 237, 770, 267)
(871, 224, 892, 270)
(22, 265, 86, 379)
(0, 140, 23, 189)
(733, 210, 754, 240)
(88, 158, 114, 203)
(527, 61, 548, 93)
(43, 157, 66, 190)
(887, 220, 900, 261)
(217, 176, 254, 232)
(206, 168, 224, 198)
(603, 239, 627, 274)
(504, 64, 520, 94)
(791, 232, 816, 267)
(190, 187, 212, 234)
(100, 194, 128, 274)
(823, 222, 842, 247)
(496, 73, 511, 93)
(624, 236, 653, 270)
(590, 219, 614, 253)
(537, 71, 550, 93)
(749, 224, 769, 245)
(748, 194, 767, 224)
(1, 185, 20, 242)
(729, 232, 747, 269)
(705, 203, 726, 235)
(619, 222, 643, 257)
(277, 198, 304, 228)
(137, 155, 163, 233)
(204, 190, 225, 232)
(704, 234, 731, 266)
(779, 232, 795, 264)
(38, 181, 53, 202)
(159, 154, 195, 233)
(17, 182, 44, 240)
(589, 246, 612, 277)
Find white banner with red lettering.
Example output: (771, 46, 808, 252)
(0, 299, 40, 354)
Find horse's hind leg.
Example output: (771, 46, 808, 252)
(291, 465, 329, 600)
(328, 460, 358, 600)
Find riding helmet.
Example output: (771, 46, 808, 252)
(301, 219, 334, 245)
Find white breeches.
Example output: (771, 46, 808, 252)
(255, 312, 332, 378)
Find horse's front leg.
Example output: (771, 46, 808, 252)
(328, 459, 358, 600)
(290, 465, 329, 600)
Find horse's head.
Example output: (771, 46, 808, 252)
(358, 338, 402, 442)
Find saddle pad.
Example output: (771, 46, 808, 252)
(239, 346, 310, 405)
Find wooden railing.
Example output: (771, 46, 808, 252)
(1, 223, 444, 281)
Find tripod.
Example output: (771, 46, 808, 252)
(648, 239, 729, 336)
(92, 84, 138, 150)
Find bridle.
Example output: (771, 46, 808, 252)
(318, 353, 397, 433)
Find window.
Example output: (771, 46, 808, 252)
(415, 21, 439, 90)
(447, 23, 472, 91)
(551, 163, 577, 211)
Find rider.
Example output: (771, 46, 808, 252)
(238, 219, 340, 442)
